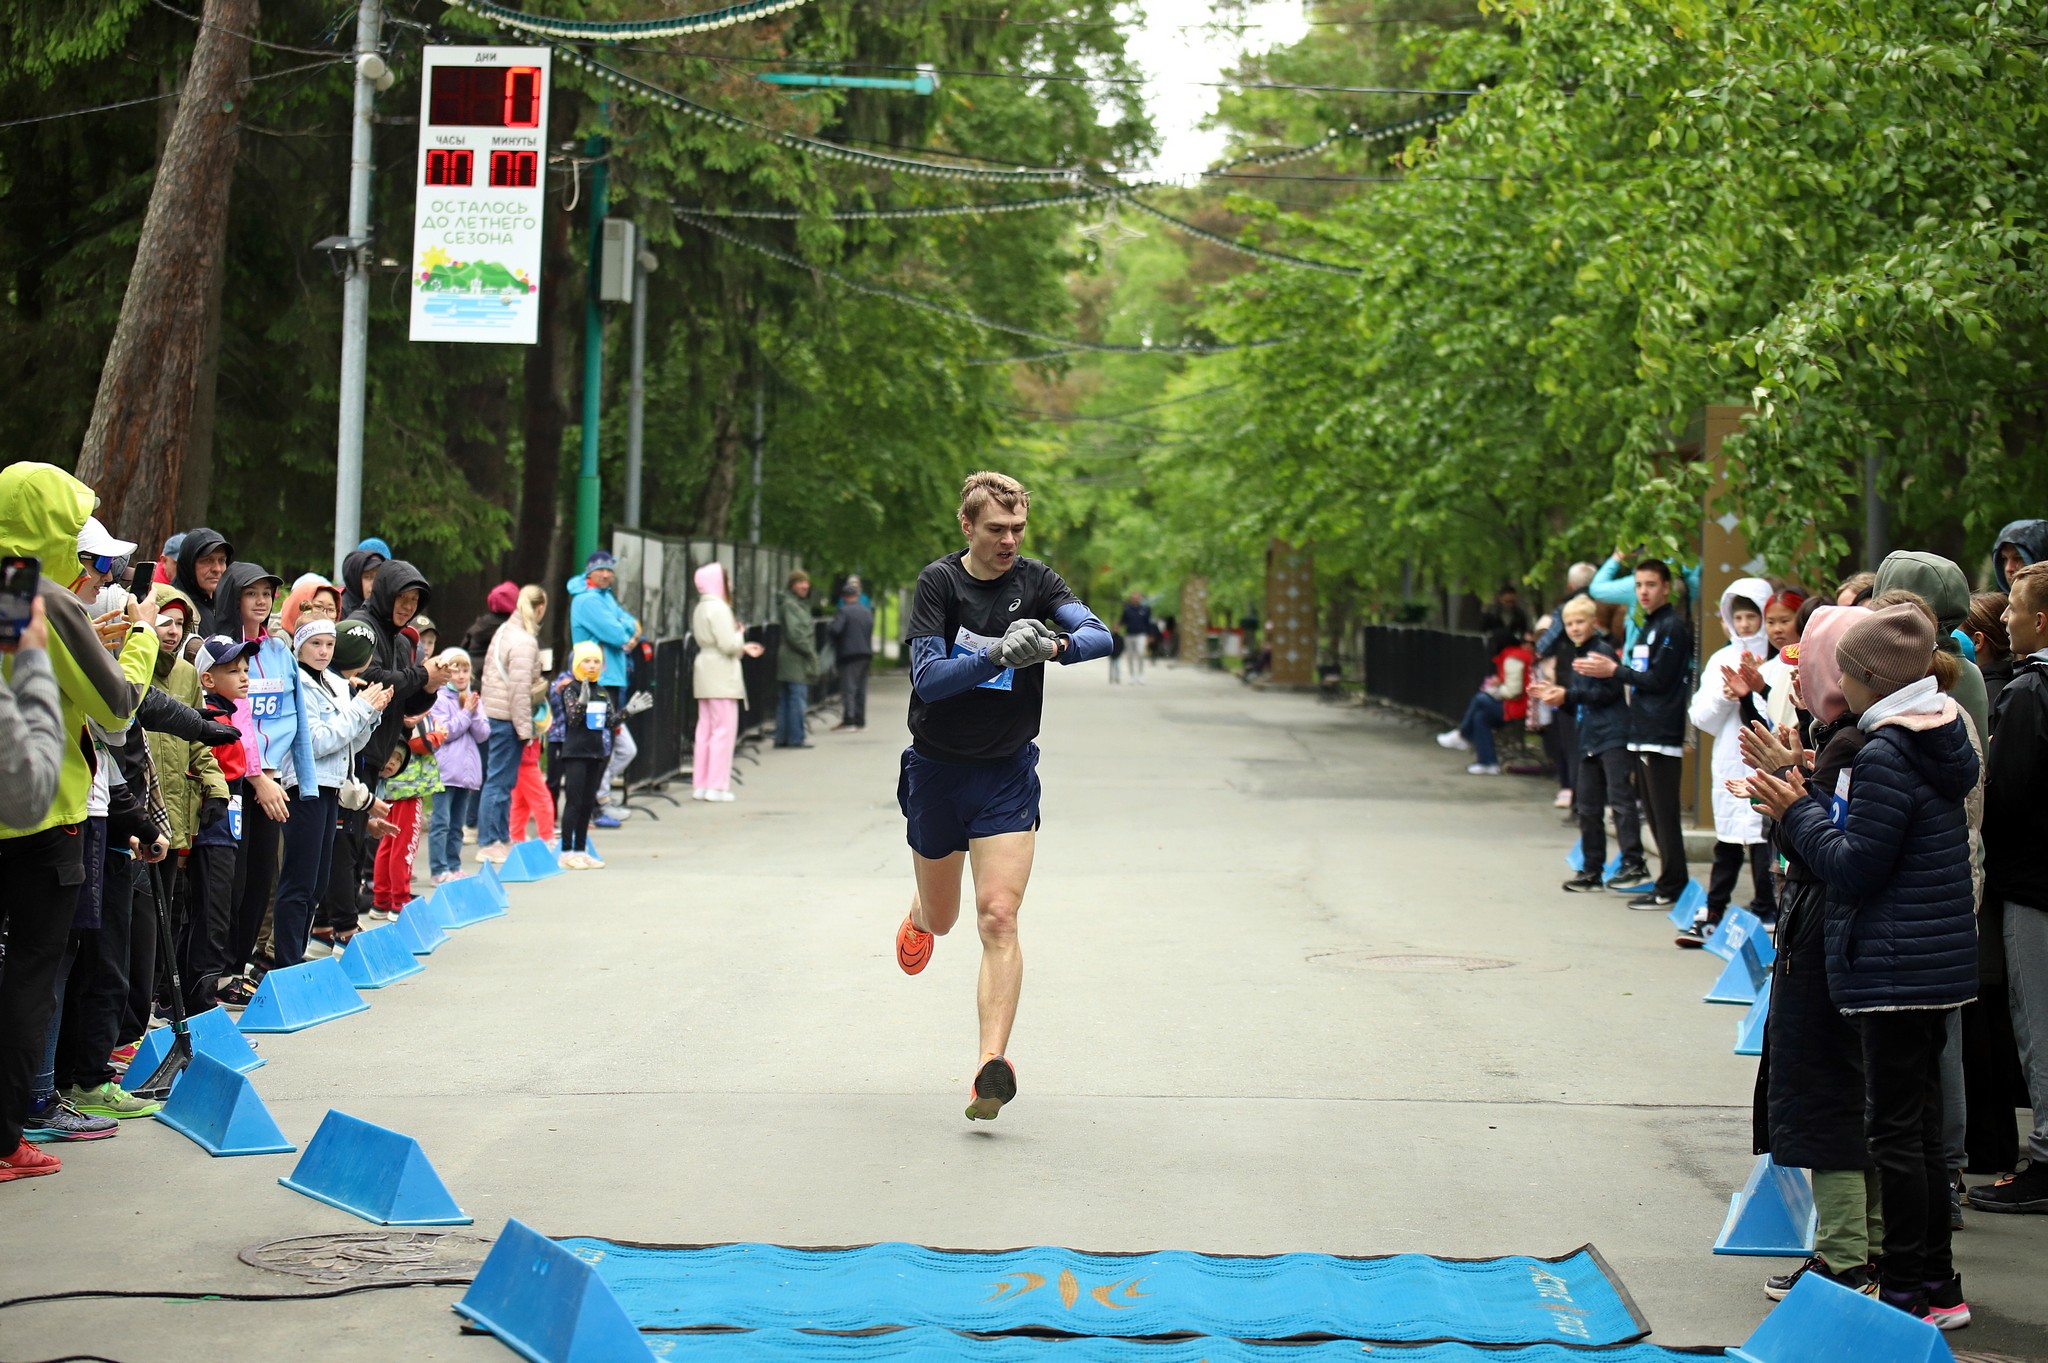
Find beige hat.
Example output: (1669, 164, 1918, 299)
(1834, 602, 1935, 699)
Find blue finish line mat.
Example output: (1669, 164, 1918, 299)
(636, 1335, 1717, 1362)
(555, 1240, 1651, 1346)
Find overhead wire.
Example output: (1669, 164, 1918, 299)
(0, 57, 352, 130)
(676, 211, 1283, 354)
(443, 0, 816, 40)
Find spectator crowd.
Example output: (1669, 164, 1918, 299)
(1433, 520, 2048, 1329)
(0, 462, 875, 1186)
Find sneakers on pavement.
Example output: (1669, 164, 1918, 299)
(1628, 891, 1679, 911)
(1674, 922, 1714, 948)
(1465, 763, 1502, 776)
(64, 1082, 162, 1119)
(1553, 789, 1575, 809)
(1922, 1274, 1971, 1330)
(966, 1054, 1017, 1121)
(1436, 730, 1471, 752)
(1605, 862, 1652, 890)
(477, 842, 510, 865)
(896, 914, 934, 976)
(705, 789, 736, 802)
(593, 811, 623, 829)
(215, 975, 258, 1010)
(1764, 1255, 1874, 1302)
(23, 1098, 118, 1143)
(1967, 1162, 2048, 1213)
(0, 1139, 61, 1182)
(1562, 872, 1605, 893)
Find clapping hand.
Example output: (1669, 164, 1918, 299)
(1531, 681, 1568, 706)
(360, 682, 394, 712)
(1736, 719, 1805, 774)
(1572, 650, 1618, 678)
(1743, 765, 1809, 821)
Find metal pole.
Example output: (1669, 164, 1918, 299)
(748, 369, 764, 544)
(333, 0, 382, 579)
(1864, 440, 1889, 569)
(624, 254, 647, 528)
(574, 135, 608, 567)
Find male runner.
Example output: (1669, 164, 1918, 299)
(894, 471, 1110, 1121)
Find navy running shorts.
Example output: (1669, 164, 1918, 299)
(897, 743, 1041, 859)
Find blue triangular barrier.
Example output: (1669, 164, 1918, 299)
(435, 875, 506, 929)
(1706, 905, 1768, 962)
(1565, 838, 1584, 872)
(1666, 879, 1708, 929)
(502, 838, 564, 883)
(1736, 978, 1772, 1056)
(153, 1050, 294, 1156)
(1714, 1154, 1817, 1257)
(1729, 1268, 1955, 1362)
(126, 1007, 263, 1085)
(238, 956, 369, 1034)
(391, 899, 449, 955)
(338, 923, 425, 990)
(477, 860, 510, 909)
(279, 1110, 471, 1226)
(1706, 935, 1773, 1005)
(453, 1219, 657, 1363)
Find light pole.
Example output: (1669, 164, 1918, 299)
(332, 0, 388, 579)
(624, 247, 655, 528)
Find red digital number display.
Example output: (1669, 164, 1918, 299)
(425, 148, 473, 186)
(489, 150, 538, 188)
(428, 65, 543, 128)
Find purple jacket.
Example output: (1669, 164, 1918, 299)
(427, 686, 491, 789)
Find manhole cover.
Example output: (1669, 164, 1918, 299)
(240, 1230, 494, 1284)
(1312, 951, 1514, 973)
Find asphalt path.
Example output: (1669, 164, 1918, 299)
(4, 661, 2043, 1361)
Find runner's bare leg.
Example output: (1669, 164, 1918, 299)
(909, 850, 965, 937)
(967, 829, 1034, 1059)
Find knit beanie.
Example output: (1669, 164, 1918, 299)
(334, 619, 378, 671)
(1834, 602, 1934, 699)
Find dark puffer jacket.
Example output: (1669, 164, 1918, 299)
(1617, 603, 1692, 748)
(345, 560, 436, 775)
(1781, 706, 1980, 1014)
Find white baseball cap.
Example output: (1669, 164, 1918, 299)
(76, 516, 137, 562)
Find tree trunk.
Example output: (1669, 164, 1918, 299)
(514, 183, 576, 587)
(693, 381, 747, 539)
(177, 231, 230, 533)
(73, 0, 256, 550)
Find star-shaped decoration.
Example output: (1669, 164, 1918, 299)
(1078, 204, 1146, 255)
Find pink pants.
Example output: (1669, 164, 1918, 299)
(694, 698, 739, 792)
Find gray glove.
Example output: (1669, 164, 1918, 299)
(989, 618, 1057, 670)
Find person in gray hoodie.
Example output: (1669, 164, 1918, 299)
(1991, 519, 2048, 593)
(0, 596, 63, 830)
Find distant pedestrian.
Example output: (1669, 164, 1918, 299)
(829, 575, 875, 731)
(463, 580, 519, 656)
(776, 570, 819, 748)
(1120, 592, 1153, 684)
(691, 561, 763, 801)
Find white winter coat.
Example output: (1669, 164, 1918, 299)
(1687, 576, 1775, 844)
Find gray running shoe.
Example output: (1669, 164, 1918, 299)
(23, 1098, 119, 1143)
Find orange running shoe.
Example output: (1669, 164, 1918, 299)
(0, 1138, 62, 1182)
(965, 1055, 1017, 1121)
(895, 914, 934, 975)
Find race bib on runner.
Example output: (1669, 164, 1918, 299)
(954, 627, 1013, 692)
(1631, 644, 1650, 672)
(247, 675, 287, 721)
(226, 793, 244, 842)
(1826, 770, 1852, 830)
(585, 699, 608, 730)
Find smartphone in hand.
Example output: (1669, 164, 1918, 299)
(0, 556, 41, 645)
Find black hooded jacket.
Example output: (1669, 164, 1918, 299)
(1993, 519, 2048, 591)
(204, 560, 283, 641)
(340, 548, 386, 617)
(172, 527, 232, 620)
(347, 559, 435, 773)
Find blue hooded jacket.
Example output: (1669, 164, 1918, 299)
(565, 571, 640, 689)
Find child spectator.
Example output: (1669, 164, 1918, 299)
(425, 648, 488, 883)
(1971, 562, 2048, 1215)
(189, 636, 259, 1008)
(1435, 628, 1533, 776)
(1534, 596, 1645, 892)
(1756, 590, 1806, 730)
(271, 619, 388, 966)
(413, 614, 439, 665)
(1966, 592, 2012, 721)
(1737, 604, 1881, 1302)
(507, 713, 557, 844)
(372, 709, 444, 917)
(312, 619, 384, 953)
(551, 641, 612, 869)
(1750, 603, 1980, 1326)
(1685, 577, 1779, 944)
(1574, 559, 1693, 911)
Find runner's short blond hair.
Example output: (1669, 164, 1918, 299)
(959, 471, 1029, 526)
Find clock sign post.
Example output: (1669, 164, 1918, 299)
(409, 46, 552, 344)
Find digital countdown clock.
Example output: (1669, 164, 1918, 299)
(408, 46, 552, 345)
